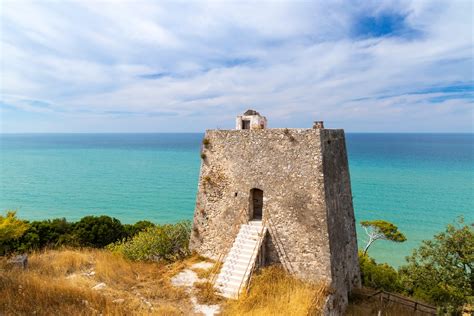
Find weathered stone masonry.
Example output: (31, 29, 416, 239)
(190, 112, 361, 314)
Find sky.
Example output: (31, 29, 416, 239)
(0, 0, 473, 133)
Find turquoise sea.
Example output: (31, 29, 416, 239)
(0, 133, 472, 266)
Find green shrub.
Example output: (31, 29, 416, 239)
(0, 213, 160, 255)
(73, 215, 126, 248)
(0, 211, 30, 255)
(123, 220, 156, 238)
(358, 251, 401, 292)
(108, 221, 191, 262)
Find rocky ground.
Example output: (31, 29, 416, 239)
(171, 261, 221, 315)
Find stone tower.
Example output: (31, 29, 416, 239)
(190, 110, 360, 314)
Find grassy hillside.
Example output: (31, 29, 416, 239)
(223, 266, 328, 315)
(0, 249, 196, 315)
(0, 249, 328, 316)
(2, 214, 471, 315)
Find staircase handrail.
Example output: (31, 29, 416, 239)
(242, 216, 295, 297)
(266, 215, 295, 274)
(244, 223, 266, 297)
(237, 220, 267, 298)
(208, 252, 224, 285)
(210, 207, 249, 286)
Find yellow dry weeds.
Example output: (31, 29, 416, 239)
(1, 250, 334, 316)
(0, 248, 192, 315)
(222, 266, 329, 316)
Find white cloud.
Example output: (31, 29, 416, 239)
(0, 0, 472, 132)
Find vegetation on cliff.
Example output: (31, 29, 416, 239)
(360, 219, 407, 255)
(0, 249, 329, 315)
(1, 212, 472, 315)
(359, 218, 473, 314)
(0, 211, 29, 253)
(223, 266, 328, 315)
(399, 219, 473, 314)
(0, 212, 187, 258)
(108, 221, 191, 261)
(0, 249, 195, 315)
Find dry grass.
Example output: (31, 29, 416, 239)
(222, 266, 329, 316)
(194, 281, 223, 305)
(162, 252, 209, 280)
(192, 267, 211, 279)
(0, 248, 194, 316)
(192, 259, 221, 281)
(1, 250, 334, 316)
(189, 258, 222, 305)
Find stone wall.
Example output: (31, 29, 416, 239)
(189, 127, 360, 314)
(320, 129, 361, 313)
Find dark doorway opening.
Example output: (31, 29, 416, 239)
(242, 120, 250, 129)
(250, 188, 263, 220)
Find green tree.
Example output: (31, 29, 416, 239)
(358, 251, 401, 292)
(361, 220, 407, 255)
(0, 211, 29, 254)
(399, 218, 473, 314)
(73, 215, 126, 248)
(123, 220, 156, 238)
(16, 218, 75, 252)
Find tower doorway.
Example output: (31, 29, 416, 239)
(250, 188, 263, 220)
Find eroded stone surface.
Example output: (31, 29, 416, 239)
(171, 269, 199, 287)
(171, 264, 220, 316)
(190, 126, 361, 315)
(191, 297, 220, 316)
(190, 262, 214, 270)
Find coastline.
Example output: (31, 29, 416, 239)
(1, 133, 473, 267)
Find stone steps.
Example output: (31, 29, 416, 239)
(214, 220, 266, 299)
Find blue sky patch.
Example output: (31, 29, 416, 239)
(416, 83, 474, 95)
(353, 12, 420, 39)
(139, 72, 172, 80)
(218, 57, 257, 68)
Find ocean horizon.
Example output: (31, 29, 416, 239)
(1, 132, 472, 267)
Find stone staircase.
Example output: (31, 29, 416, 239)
(214, 220, 266, 298)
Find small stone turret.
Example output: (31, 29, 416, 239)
(235, 109, 267, 130)
(313, 121, 325, 129)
